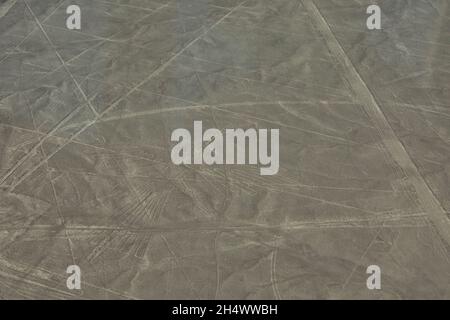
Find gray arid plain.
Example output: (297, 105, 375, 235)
(0, 0, 449, 299)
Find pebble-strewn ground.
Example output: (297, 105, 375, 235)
(0, 0, 449, 299)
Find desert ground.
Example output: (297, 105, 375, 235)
(0, 0, 449, 299)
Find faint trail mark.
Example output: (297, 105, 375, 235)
(0, 0, 17, 19)
(301, 0, 450, 247)
(3, 0, 248, 192)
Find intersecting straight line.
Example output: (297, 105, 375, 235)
(3, 210, 428, 230)
(12, 3, 101, 234)
(26, 96, 77, 266)
(0, 100, 87, 186)
(5, 0, 248, 192)
(0, 1, 171, 186)
(23, 0, 99, 117)
(0, 0, 17, 19)
(300, 0, 450, 247)
(0, 254, 138, 299)
(0, 0, 67, 66)
(94, 0, 156, 12)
